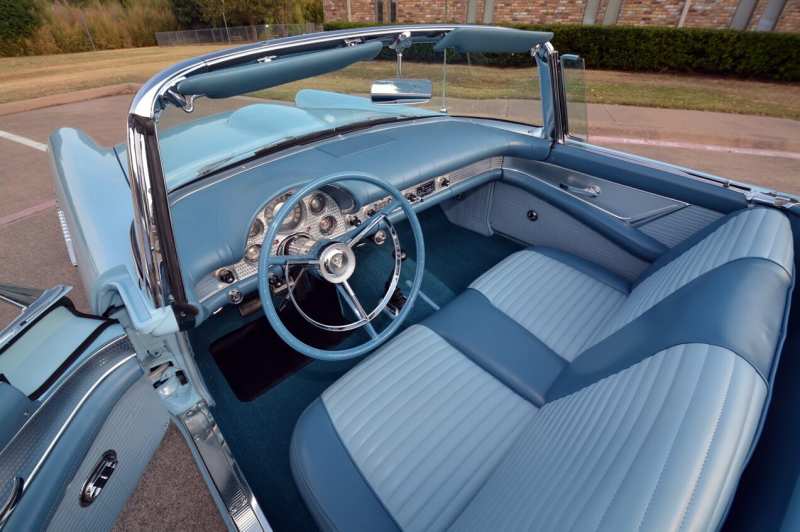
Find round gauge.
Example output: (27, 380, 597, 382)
(308, 193, 326, 214)
(244, 244, 261, 263)
(248, 218, 264, 238)
(319, 215, 338, 235)
(265, 193, 305, 232)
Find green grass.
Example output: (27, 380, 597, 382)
(0, 46, 798, 120)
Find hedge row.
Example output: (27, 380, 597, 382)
(323, 22, 800, 82)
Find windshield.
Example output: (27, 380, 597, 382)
(156, 41, 542, 190)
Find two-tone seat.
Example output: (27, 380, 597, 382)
(291, 207, 794, 531)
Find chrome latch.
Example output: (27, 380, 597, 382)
(80, 450, 118, 507)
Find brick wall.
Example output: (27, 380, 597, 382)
(682, 0, 738, 28)
(777, 0, 800, 31)
(617, 0, 683, 26)
(326, 0, 800, 32)
(396, 0, 466, 22)
(494, 0, 587, 24)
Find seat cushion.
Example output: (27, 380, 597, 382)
(317, 325, 536, 531)
(448, 344, 766, 532)
(469, 247, 628, 362)
(291, 206, 794, 532)
(293, 335, 767, 532)
(597, 207, 793, 342)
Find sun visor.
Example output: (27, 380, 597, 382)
(177, 40, 384, 99)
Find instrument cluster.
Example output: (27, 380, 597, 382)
(228, 190, 347, 281)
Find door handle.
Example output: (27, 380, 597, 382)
(559, 183, 601, 198)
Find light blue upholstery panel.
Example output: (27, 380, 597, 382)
(322, 325, 536, 532)
(46, 377, 169, 532)
(598, 207, 794, 343)
(638, 205, 723, 248)
(449, 344, 766, 532)
(470, 249, 626, 361)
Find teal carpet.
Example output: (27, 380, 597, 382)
(190, 207, 521, 531)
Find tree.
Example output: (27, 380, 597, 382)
(0, 0, 39, 43)
(170, 0, 206, 28)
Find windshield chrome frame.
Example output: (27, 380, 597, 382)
(126, 24, 559, 312)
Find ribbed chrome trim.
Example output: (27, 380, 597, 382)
(179, 404, 271, 532)
(56, 208, 77, 267)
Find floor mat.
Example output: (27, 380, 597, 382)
(192, 206, 523, 531)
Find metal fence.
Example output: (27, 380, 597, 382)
(155, 23, 323, 46)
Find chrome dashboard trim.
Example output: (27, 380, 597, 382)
(128, 26, 468, 311)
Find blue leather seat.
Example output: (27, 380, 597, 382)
(291, 207, 794, 531)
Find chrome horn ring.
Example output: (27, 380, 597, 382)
(282, 209, 402, 334)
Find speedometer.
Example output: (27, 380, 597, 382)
(265, 193, 305, 232)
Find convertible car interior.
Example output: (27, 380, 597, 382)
(11, 24, 798, 532)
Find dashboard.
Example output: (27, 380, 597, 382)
(193, 156, 504, 307)
(168, 116, 550, 321)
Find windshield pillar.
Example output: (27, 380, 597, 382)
(127, 113, 192, 326)
(534, 42, 565, 143)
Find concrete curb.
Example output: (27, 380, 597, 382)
(587, 125, 800, 153)
(0, 83, 140, 117)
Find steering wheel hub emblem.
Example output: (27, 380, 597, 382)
(319, 243, 356, 284)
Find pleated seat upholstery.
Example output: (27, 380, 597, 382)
(291, 207, 794, 532)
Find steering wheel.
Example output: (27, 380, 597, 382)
(257, 173, 425, 360)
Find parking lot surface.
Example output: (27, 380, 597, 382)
(1, 94, 799, 329)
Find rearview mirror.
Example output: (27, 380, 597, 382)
(370, 79, 432, 105)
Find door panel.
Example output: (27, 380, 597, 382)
(637, 205, 724, 248)
(518, 158, 688, 224)
(489, 182, 649, 281)
(0, 287, 166, 531)
(46, 376, 169, 531)
(547, 142, 747, 214)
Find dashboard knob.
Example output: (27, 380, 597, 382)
(405, 193, 417, 203)
(244, 244, 261, 263)
(217, 268, 235, 284)
(439, 177, 450, 187)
